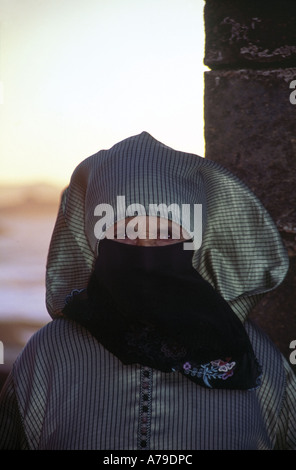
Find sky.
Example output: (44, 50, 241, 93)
(0, 0, 207, 186)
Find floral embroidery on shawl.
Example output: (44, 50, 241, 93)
(182, 359, 236, 388)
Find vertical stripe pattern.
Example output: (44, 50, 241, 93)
(0, 318, 295, 449)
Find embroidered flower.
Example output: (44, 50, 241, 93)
(211, 359, 221, 368)
(211, 359, 236, 373)
(221, 369, 234, 380)
(183, 358, 237, 387)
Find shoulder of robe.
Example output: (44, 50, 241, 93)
(12, 318, 99, 375)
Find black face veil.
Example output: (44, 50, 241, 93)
(63, 238, 263, 390)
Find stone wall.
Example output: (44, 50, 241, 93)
(203, 0, 296, 371)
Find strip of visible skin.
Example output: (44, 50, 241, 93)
(105, 216, 190, 246)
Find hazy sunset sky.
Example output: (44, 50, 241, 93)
(0, 0, 206, 186)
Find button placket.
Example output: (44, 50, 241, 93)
(138, 366, 152, 449)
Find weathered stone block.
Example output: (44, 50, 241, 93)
(204, 0, 296, 68)
(204, 68, 296, 249)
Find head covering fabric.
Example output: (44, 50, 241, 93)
(46, 131, 288, 322)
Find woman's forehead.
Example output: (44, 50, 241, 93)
(113, 216, 178, 228)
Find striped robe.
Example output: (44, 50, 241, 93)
(0, 317, 295, 450)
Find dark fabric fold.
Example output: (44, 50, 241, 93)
(63, 238, 262, 390)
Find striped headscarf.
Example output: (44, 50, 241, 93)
(46, 131, 288, 322)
